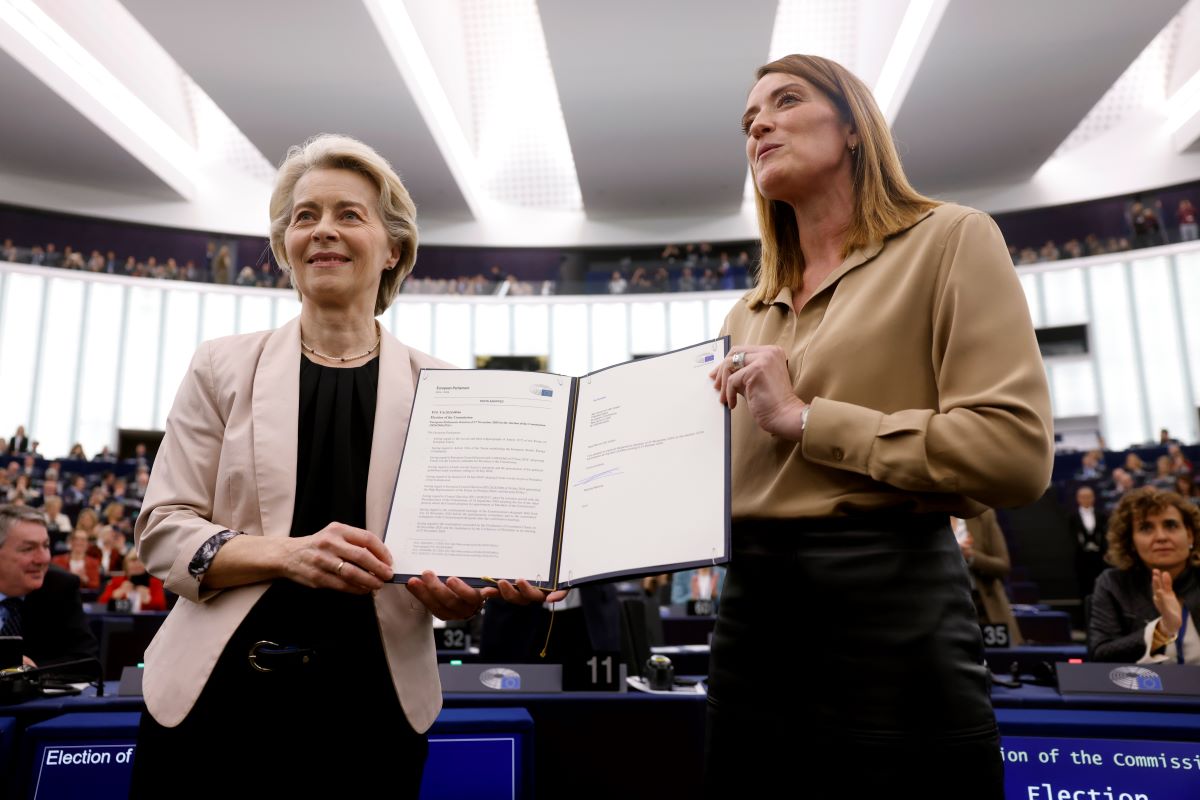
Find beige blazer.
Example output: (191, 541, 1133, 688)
(135, 316, 448, 730)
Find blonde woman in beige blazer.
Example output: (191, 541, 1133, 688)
(131, 135, 559, 798)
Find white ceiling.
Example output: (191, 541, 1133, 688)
(892, 0, 1187, 194)
(0, 0, 1199, 246)
(0, 46, 178, 198)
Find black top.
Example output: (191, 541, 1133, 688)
(1088, 565, 1200, 662)
(238, 355, 384, 651)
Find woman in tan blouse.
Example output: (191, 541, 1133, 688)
(706, 55, 1052, 798)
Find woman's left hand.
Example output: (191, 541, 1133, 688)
(406, 572, 567, 621)
(708, 345, 806, 439)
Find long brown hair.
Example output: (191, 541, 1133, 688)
(747, 55, 938, 306)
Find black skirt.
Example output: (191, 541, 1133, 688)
(704, 514, 1004, 799)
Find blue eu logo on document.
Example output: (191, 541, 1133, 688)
(529, 384, 553, 397)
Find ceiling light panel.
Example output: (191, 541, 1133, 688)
(182, 73, 275, 184)
(1055, 13, 1182, 157)
(767, 0, 859, 70)
(459, 0, 582, 211)
(0, 0, 197, 196)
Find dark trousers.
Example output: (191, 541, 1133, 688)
(704, 516, 1005, 799)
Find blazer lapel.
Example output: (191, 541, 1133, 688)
(366, 328, 415, 538)
(252, 316, 300, 539)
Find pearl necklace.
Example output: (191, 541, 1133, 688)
(301, 333, 381, 363)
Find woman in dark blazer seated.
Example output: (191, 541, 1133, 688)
(1089, 487, 1200, 664)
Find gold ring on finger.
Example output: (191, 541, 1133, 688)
(336, 560, 347, 576)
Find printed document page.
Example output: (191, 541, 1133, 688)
(386, 369, 572, 584)
(557, 339, 728, 585)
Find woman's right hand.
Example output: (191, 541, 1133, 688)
(1152, 568, 1183, 636)
(278, 522, 393, 595)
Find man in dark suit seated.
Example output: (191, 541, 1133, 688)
(0, 504, 98, 668)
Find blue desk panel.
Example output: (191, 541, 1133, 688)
(6, 690, 1200, 799)
(16, 708, 534, 800)
(424, 708, 533, 800)
(1, 716, 17, 800)
(23, 712, 138, 800)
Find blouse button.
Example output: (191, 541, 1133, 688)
(832, 447, 845, 461)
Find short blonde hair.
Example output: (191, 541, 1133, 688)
(269, 134, 418, 316)
(746, 55, 938, 307)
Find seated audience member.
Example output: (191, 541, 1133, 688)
(51, 530, 102, 590)
(6, 474, 38, 505)
(40, 464, 61, 498)
(132, 443, 152, 468)
(102, 500, 131, 536)
(1150, 455, 1177, 490)
(129, 468, 150, 502)
(608, 271, 627, 294)
(1069, 486, 1108, 597)
(1176, 474, 1199, 505)
(0, 505, 98, 666)
(952, 510, 1023, 644)
(1088, 488, 1200, 663)
(1123, 453, 1148, 483)
(1168, 443, 1192, 475)
(671, 566, 726, 609)
(1075, 449, 1106, 481)
(75, 507, 100, 540)
(97, 550, 166, 612)
(92, 446, 117, 463)
(63, 474, 88, 511)
(20, 454, 39, 479)
(66, 443, 86, 460)
(675, 266, 696, 292)
(85, 488, 108, 516)
(1179, 198, 1198, 242)
(1102, 468, 1136, 513)
(95, 525, 127, 575)
(651, 267, 670, 292)
(41, 496, 72, 553)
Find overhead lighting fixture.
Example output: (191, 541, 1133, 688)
(873, 0, 949, 124)
(363, 0, 490, 220)
(460, 0, 582, 211)
(0, 0, 198, 198)
(1164, 66, 1200, 151)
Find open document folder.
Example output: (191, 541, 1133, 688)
(385, 338, 731, 590)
